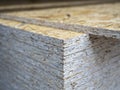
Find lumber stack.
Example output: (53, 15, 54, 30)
(0, 1, 120, 90)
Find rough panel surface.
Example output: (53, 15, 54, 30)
(63, 35, 120, 90)
(2, 2, 120, 31)
(0, 25, 65, 90)
(0, 2, 120, 38)
(0, 3, 120, 89)
(0, 24, 120, 90)
(0, 19, 82, 40)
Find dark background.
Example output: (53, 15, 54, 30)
(0, 0, 120, 5)
(0, 0, 119, 13)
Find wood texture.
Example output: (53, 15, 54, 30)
(0, 25, 120, 90)
(0, 19, 82, 40)
(0, 2, 120, 38)
(0, 1, 120, 90)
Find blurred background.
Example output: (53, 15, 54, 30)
(0, 0, 120, 5)
(0, 0, 119, 13)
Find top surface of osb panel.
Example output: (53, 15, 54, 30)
(32, 3, 120, 31)
(0, 1, 120, 38)
(2, 2, 119, 30)
(0, 19, 83, 40)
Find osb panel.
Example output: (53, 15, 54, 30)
(0, 2, 120, 38)
(0, 19, 83, 40)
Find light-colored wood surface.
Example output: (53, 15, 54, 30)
(0, 1, 120, 90)
(0, 1, 120, 38)
(0, 19, 83, 39)
(2, 2, 120, 30)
